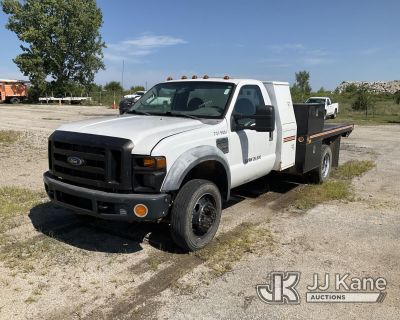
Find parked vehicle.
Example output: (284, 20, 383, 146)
(119, 97, 136, 115)
(120, 91, 147, 114)
(0, 79, 28, 103)
(124, 90, 147, 100)
(306, 97, 339, 119)
(44, 77, 353, 251)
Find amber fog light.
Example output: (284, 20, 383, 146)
(134, 204, 148, 217)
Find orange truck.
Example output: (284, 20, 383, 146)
(0, 79, 28, 104)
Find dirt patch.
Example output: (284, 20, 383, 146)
(195, 223, 274, 276)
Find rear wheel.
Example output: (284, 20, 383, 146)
(10, 97, 20, 104)
(310, 144, 332, 184)
(332, 109, 337, 119)
(170, 179, 222, 251)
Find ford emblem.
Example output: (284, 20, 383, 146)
(67, 156, 85, 166)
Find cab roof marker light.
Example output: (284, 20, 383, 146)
(166, 76, 173, 81)
(192, 75, 198, 79)
(223, 75, 230, 80)
(203, 75, 209, 79)
(181, 75, 187, 79)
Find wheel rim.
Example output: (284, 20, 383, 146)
(322, 153, 330, 178)
(192, 193, 217, 237)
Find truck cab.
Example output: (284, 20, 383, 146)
(44, 77, 352, 251)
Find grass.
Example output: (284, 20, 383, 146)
(0, 235, 76, 272)
(293, 160, 375, 210)
(332, 160, 375, 180)
(332, 112, 400, 125)
(0, 186, 74, 272)
(0, 130, 22, 144)
(329, 98, 400, 125)
(0, 187, 45, 221)
(195, 223, 273, 276)
(293, 181, 352, 210)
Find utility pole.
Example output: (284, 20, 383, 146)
(121, 60, 125, 91)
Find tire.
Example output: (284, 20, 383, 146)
(310, 144, 332, 184)
(332, 109, 337, 119)
(10, 97, 20, 104)
(170, 179, 222, 251)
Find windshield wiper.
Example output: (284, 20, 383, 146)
(165, 111, 201, 120)
(126, 109, 152, 116)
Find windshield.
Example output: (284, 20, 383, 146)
(307, 98, 326, 104)
(127, 81, 234, 119)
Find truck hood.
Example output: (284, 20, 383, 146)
(56, 115, 205, 154)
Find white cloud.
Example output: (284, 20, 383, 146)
(303, 57, 333, 65)
(104, 34, 187, 63)
(360, 47, 381, 55)
(267, 43, 305, 53)
(122, 35, 186, 48)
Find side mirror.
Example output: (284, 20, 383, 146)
(254, 105, 275, 132)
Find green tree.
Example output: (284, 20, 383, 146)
(104, 81, 123, 93)
(317, 86, 325, 93)
(291, 70, 311, 102)
(343, 83, 359, 93)
(294, 71, 311, 94)
(352, 86, 375, 116)
(2, 0, 105, 96)
(87, 83, 103, 94)
(394, 91, 400, 104)
(130, 85, 145, 92)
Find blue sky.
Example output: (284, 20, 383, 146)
(1, 0, 399, 90)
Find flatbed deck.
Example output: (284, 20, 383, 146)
(308, 123, 354, 143)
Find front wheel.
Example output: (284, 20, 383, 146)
(10, 97, 20, 104)
(310, 144, 332, 184)
(170, 179, 222, 251)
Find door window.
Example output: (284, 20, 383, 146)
(232, 85, 265, 127)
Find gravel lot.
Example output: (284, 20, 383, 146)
(0, 104, 399, 319)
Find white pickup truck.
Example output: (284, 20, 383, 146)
(44, 77, 353, 250)
(123, 90, 147, 101)
(306, 97, 339, 119)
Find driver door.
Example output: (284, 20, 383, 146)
(227, 84, 276, 188)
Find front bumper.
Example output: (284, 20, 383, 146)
(43, 172, 171, 222)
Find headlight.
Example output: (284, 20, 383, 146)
(132, 156, 167, 192)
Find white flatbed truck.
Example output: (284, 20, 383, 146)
(44, 77, 353, 250)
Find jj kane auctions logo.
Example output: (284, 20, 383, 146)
(257, 272, 387, 304)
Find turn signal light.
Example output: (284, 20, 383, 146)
(134, 204, 148, 217)
(143, 156, 166, 169)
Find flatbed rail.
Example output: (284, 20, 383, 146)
(306, 123, 354, 144)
